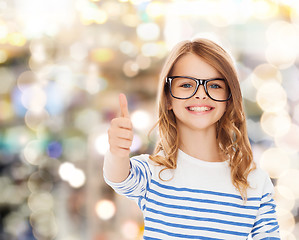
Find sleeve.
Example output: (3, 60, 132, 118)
(103, 154, 152, 210)
(250, 173, 281, 240)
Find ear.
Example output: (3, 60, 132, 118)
(167, 99, 173, 110)
(225, 99, 231, 110)
(166, 94, 173, 110)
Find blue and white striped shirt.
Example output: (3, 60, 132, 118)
(104, 149, 280, 239)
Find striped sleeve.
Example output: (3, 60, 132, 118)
(103, 154, 152, 210)
(251, 174, 280, 240)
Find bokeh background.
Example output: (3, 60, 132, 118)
(1, 0, 299, 239)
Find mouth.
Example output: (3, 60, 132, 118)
(186, 106, 214, 113)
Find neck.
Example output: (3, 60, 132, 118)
(177, 124, 223, 162)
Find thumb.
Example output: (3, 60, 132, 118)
(119, 93, 130, 118)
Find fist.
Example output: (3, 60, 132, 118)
(108, 93, 133, 158)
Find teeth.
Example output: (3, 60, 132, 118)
(188, 106, 212, 112)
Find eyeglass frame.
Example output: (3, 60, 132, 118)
(165, 76, 232, 102)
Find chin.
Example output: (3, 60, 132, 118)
(182, 122, 218, 132)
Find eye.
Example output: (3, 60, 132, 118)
(208, 80, 226, 89)
(180, 83, 193, 88)
(209, 84, 221, 89)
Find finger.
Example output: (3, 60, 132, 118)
(116, 128, 134, 141)
(119, 93, 130, 118)
(108, 128, 133, 141)
(111, 118, 132, 130)
(110, 138, 132, 150)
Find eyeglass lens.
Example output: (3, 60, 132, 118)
(170, 77, 230, 101)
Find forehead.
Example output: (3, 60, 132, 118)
(171, 53, 221, 79)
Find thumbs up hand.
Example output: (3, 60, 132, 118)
(108, 93, 133, 159)
(119, 93, 130, 118)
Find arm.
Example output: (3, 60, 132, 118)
(103, 150, 130, 183)
(103, 93, 132, 183)
(104, 154, 152, 209)
(251, 174, 280, 239)
(103, 94, 152, 208)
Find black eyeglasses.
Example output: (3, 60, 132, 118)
(166, 76, 232, 102)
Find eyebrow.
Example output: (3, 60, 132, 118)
(169, 75, 225, 80)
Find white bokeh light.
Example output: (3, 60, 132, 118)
(59, 162, 76, 181)
(68, 168, 86, 188)
(136, 23, 160, 41)
(21, 84, 47, 113)
(121, 220, 140, 239)
(256, 81, 287, 112)
(130, 134, 142, 152)
(95, 133, 110, 155)
(260, 148, 290, 178)
(23, 140, 43, 165)
(58, 162, 86, 188)
(260, 111, 291, 137)
(131, 110, 151, 131)
(95, 199, 116, 220)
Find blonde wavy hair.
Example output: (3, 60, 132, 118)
(149, 38, 256, 201)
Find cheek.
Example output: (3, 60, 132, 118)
(218, 104, 227, 118)
(169, 99, 181, 112)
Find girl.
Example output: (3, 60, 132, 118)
(103, 38, 280, 239)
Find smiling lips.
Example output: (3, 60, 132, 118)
(186, 105, 214, 113)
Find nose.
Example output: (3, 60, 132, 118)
(194, 85, 207, 99)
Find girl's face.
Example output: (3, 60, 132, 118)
(168, 53, 227, 132)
